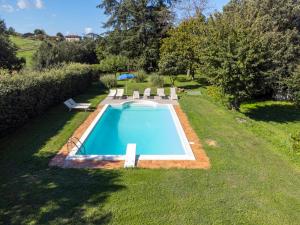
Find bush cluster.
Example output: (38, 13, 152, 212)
(99, 74, 117, 89)
(98, 55, 130, 74)
(150, 74, 164, 87)
(0, 63, 93, 136)
(206, 86, 231, 108)
(135, 70, 147, 83)
(0, 69, 10, 77)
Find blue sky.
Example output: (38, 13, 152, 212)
(0, 0, 229, 35)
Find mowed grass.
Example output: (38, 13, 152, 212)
(0, 78, 299, 224)
(240, 101, 300, 166)
(10, 35, 41, 68)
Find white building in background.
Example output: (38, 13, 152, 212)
(65, 35, 82, 42)
(84, 33, 99, 40)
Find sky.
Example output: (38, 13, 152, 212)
(0, 0, 229, 36)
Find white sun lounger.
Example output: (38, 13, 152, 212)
(157, 88, 166, 99)
(108, 89, 117, 98)
(116, 89, 124, 98)
(69, 98, 90, 107)
(64, 99, 91, 111)
(143, 88, 151, 99)
(124, 144, 136, 168)
(170, 87, 178, 100)
(133, 91, 140, 100)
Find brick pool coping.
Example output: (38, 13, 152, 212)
(49, 105, 210, 169)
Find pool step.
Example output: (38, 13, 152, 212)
(124, 144, 137, 168)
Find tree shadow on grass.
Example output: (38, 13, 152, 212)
(76, 83, 107, 104)
(242, 103, 300, 123)
(0, 168, 123, 224)
(0, 85, 123, 225)
(177, 84, 202, 90)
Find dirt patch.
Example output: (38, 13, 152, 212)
(205, 139, 218, 147)
(236, 117, 247, 123)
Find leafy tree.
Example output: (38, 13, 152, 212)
(34, 29, 46, 36)
(197, 0, 299, 109)
(81, 39, 98, 64)
(33, 40, 98, 70)
(204, 16, 271, 108)
(0, 20, 6, 33)
(95, 36, 107, 62)
(97, 0, 179, 72)
(56, 32, 64, 38)
(99, 55, 130, 76)
(159, 16, 206, 80)
(159, 0, 300, 108)
(56, 32, 64, 41)
(7, 27, 16, 35)
(0, 20, 25, 71)
(287, 65, 300, 105)
(247, 0, 300, 96)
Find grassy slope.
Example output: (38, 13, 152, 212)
(10, 36, 41, 68)
(240, 101, 300, 166)
(0, 79, 299, 224)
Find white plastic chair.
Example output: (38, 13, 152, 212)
(64, 99, 91, 111)
(116, 89, 124, 98)
(157, 88, 165, 99)
(108, 89, 117, 98)
(170, 87, 178, 100)
(133, 91, 140, 100)
(143, 88, 151, 99)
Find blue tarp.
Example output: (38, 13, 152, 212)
(117, 73, 135, 80)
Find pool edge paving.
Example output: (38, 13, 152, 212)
(49, 105, 210, 169)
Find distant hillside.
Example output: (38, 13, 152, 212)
(10, 36, 41, 68)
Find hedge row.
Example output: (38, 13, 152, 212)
(0, 63, 94, 136)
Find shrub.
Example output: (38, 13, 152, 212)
(150, 74, 164, 87)
(99, 55, 129, 74)
(0, 69, 10, 77)
(0, 63, 93, 136)
(206, 86, 231, 108)
(99, 74, 117, 89)
(135, 70, 147, 83)
(291, 132, 300, 154)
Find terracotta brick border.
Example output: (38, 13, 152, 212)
(49, 105, 210, 169)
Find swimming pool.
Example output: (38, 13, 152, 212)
(67, 101, 195, 161)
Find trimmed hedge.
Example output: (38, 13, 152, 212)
(0, 63, 93, 136)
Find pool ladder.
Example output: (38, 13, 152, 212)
(67, 136, 86, 152)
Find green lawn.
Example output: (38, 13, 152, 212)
(10, 35, 41, 68)
(240, 101, 300, 167)
(0, 79, 299, 224)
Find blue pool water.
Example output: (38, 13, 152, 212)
(76, 103, 187, 156)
